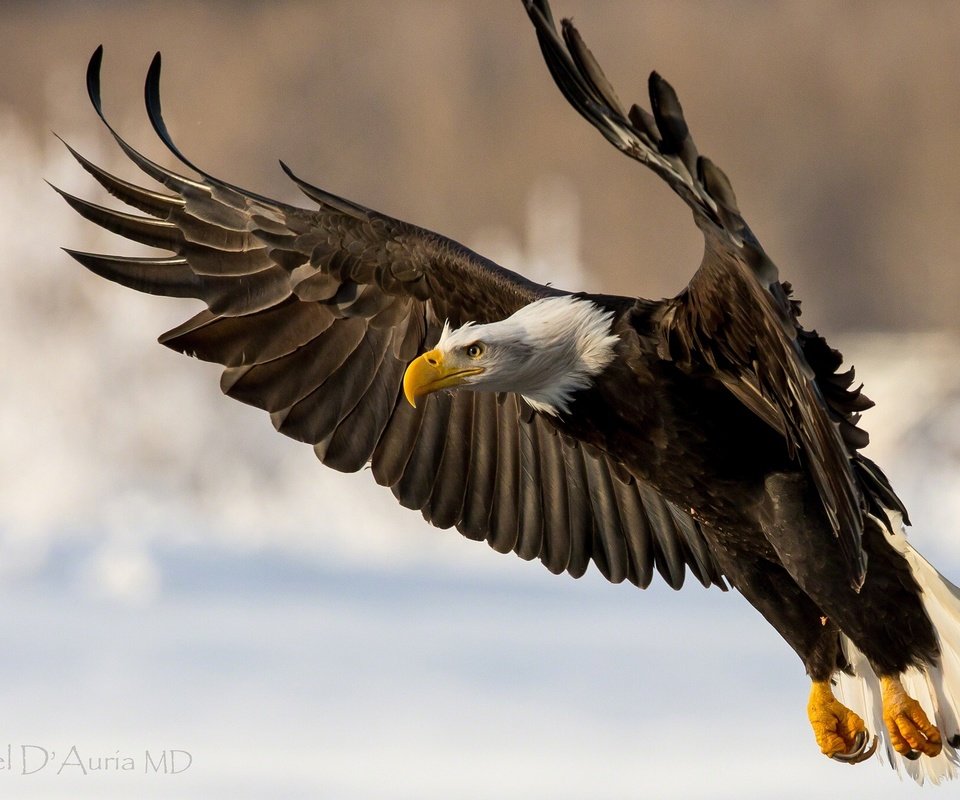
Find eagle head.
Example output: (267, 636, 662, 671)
(403, 295, 619, 416)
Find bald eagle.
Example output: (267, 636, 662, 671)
(54, 0, 960, 782)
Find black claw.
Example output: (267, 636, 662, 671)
(830, 737, 863, 763)
(905, 749, 922, 761)
(830, 731, 878, 764)
(851, 731, 866, 751)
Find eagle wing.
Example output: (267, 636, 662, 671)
(55, 46, 727, 592)
(525, 0, 901, 589)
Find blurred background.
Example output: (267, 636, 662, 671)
(2, 1, 960, 797)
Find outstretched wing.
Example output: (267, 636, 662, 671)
(525, 0, 898, 589)
(54, 47, 728, 591)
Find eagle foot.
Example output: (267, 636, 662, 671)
(807, 680, 876, 764)
(880, 676, 942, 758)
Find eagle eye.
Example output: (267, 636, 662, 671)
(465, 343, 484, 359)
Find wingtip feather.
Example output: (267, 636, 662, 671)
(86, 46, 104, 112)
(143, 48, 200, 175)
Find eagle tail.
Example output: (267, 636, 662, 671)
(836, 510, 960, 783)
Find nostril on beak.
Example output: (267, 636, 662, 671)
(426, 356, 438, 366)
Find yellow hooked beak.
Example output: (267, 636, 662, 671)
(403, 349, 484, 408)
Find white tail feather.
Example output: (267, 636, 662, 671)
(836, 510, 960, 784)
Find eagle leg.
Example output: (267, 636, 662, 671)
(807, 680, 877, 763)
(879, 675, 942, 758)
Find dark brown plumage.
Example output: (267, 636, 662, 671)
(54, 0, 960, 779)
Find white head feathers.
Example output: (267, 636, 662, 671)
(436, 295, 619, 416)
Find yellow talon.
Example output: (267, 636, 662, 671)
(808, 680, 873, 762)
(880, 675, 942, 758)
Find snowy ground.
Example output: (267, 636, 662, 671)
(0, 545, 954, 799)
(3, 94, 960, 799)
